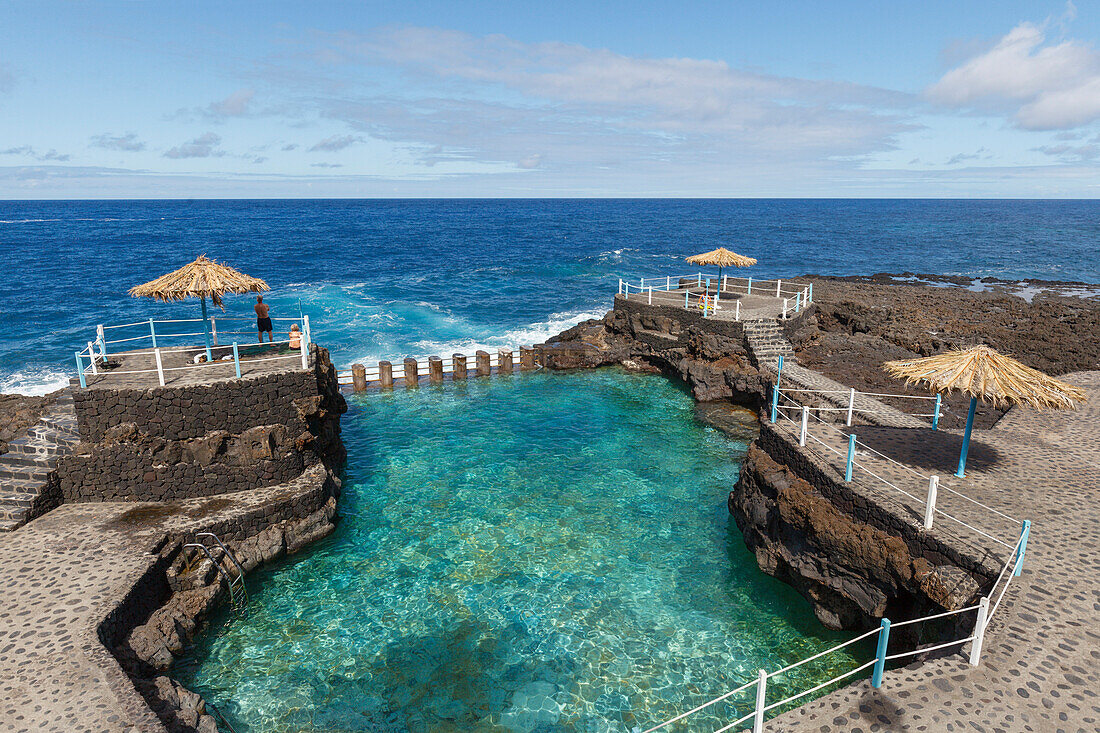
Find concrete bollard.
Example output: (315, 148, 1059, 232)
(351, 363, 367, 392)
(428, 356, 443, 384)
(499, 348, 514, 374)
(379, 360, 393, 389)
(519, 346, 535, 370)
(403, 358, 419, 387)
(453, 353, 468, 379)
(476, 350, 491, 377)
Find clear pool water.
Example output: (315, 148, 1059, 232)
(176, 370, 863, 732)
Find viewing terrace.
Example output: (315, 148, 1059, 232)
(72, 315, 313, 390)
(617, 273, 813, 321)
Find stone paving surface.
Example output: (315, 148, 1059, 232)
(0, 471, 328, 733)
(621, 283, 810, 322)
(754, 371, 1100, 732)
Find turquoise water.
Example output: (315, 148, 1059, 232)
(177, 370, 863, 732)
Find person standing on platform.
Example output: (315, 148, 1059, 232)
(255, 295, 273, 342)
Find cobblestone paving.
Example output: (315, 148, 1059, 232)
(0, 475, 326, 733)
(756, 371, 1100, 732)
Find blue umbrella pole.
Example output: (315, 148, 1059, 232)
(201, 297, 213, 362)
(955, 396, 977, 478)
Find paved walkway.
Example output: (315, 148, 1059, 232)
(760, 371, 1100, 732)
(0, 467, 327, 733)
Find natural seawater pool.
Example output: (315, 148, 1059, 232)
(176, 369, 863, 732)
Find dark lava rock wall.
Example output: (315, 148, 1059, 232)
(57, 346, 346, 504)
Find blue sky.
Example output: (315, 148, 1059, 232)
(2, 1, 1100, 197)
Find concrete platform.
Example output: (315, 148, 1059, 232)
(77, 343, 308, 390)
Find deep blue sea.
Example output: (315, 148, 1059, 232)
(3, 199, 1098, 731)
(1, 199, 1098, 394)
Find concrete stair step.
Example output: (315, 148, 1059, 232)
(3, 453, 57, 469)
(6, 437, 68, 457)
(0, 495, 35, 508)
(0, 465, 49, 483)
(1, 478, 45, 496)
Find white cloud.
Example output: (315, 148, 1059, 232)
(928, 20, 1100, 130)
(163, 132, 223, 159)
(0, 145, 71, 162)
(90, 132, 146, 152)
(208, 89, 255, 117)
(308, 134, 362, 152)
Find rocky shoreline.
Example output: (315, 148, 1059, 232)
(544, 273, 1098, 634)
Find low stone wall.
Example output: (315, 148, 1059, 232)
(73, 358, 318, 443)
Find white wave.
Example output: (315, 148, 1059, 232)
(343, 307, 607, 365)
(0, 367, 72, 396)
(0, 218, 61, 224)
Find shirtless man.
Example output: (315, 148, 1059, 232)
(255, 295, 273, 342)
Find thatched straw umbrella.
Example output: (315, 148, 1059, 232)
(685, 247, 757, 285)
(884, 345, 1086, 476)
(129, 255, 269, 360)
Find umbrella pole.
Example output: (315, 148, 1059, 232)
(955, 396, 977, 477)
(200, 297, 213, 362)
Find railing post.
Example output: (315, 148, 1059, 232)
(211, 316, 218, 346)
(87, 342, 98, 374)
(351, 363, 367, 391)
(618, 278, 623, 295)
(845, 433, 856, 481)
(1014, 520, 1031, 576)
(232, 342, 241, 378)
(499, 348, 514, 374)
(795, 290, 801, 312)
(968, 597, 990, 666)
(648, 287, 652, 305)
(97, 324, 106, 358)
(75, 352, 86, 389)
(808, 282, 812, 303)
(639, 277, 644, 290)
(735, 300, 740, 321)
(476, 350, 491, 377)
(770, 386, 779, 423)
(722, 274, 727, 291)
(697, 273, 702, 287)
(747, 276, 752, 295)
(149, 318, 158, 348)
(782, 298, 788, 319)
(300, 336, 309, 369)
(776, 354, 784, 386)
(519, 347, 535, 370)
(776, 279, 782, 297)
(379, 360, 393, 389)
(666, 275, 670, 290)
(924, 475, 938, 530)
(403, 357, 418, 387)
(932, 394, 941, 430)
(428, 356, 444, 384)
(752, 669, 767, 733)
(624, 282, 630, 296)
(154, 348, 165, 386)
(703, 295, 709, 317)
(453, 353, 468, 380)
(872, 618, 891, 688)
(847, 387, 855, 426)
(684, 290, 689, 309)
(799, 406, 809, 446)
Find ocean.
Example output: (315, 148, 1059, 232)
(2, 198, 1098, 395)
(4, 199, 1098, 731)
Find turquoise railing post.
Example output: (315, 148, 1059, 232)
(795, 291, 801, 312)
(747, 276, 752, 295)
(770, 386, 779, 423)
(232, 342, 241, 378)
(932, 394, 941, 430)
(1014, 520, 1031, 576)
(871, 618, 891, 688)
(808, 282, 813, 303)
(149, 318, 158, 348)
(845, 433, 856, 481)
(776, 354, 784, 386)
(684, 290, 689, 309)
(697, 273, 701, 287)
(75, 352, 86, 389)
(955, 396, 978, 477)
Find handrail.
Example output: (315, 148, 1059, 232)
(618, 272, 814, 321)
(646, 387, 1031, 732)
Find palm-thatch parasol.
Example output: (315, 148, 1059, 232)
(130, 255, 269, 359)
(685, 247, 757, 284)
(884, 345, 1086, 476)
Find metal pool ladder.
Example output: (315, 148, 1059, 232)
(184, 532, 249, 614)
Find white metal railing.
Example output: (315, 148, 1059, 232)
(616, 273, 813, 320)
(775, 385, 943, 428)
(75, 315, 313, 388)
(645, 392, 1032, 731)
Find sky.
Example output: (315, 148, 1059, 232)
(2, 1, 1100, 198)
